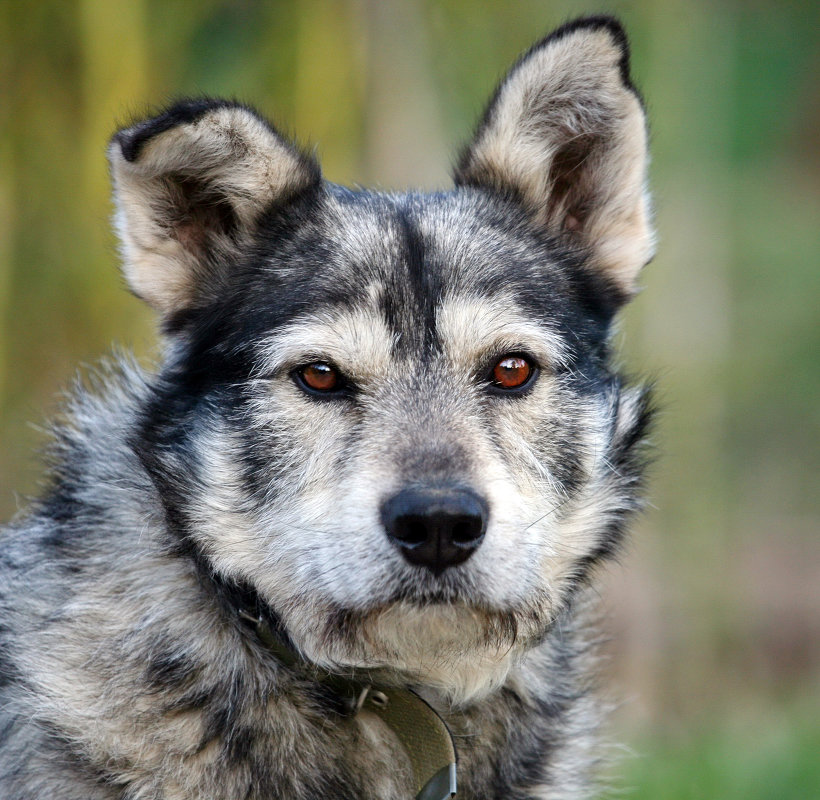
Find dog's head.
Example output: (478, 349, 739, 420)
(110, 18, 653, 702)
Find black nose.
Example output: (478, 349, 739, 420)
(381, 487, 488, 575)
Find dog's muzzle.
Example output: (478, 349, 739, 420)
(381, 486, 488, 575)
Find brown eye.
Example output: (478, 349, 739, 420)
(298, 362, 340, 393)
(491, 355, 535, 391)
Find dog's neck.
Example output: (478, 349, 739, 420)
(207, 569, 459, 800)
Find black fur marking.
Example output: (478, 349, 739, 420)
(186, 541, 303, 667)
(567, 381, 656, 593)
(297, 680, 353, 718)
(38, 484, 84, 527)
(161, 686, 214, 716)
(223, 724, 257, 765)
(199, 675, 246, 750)
(127, 373, 310, 675)
(611, 383, 657, 474)
(0, 637, 21, 695)
(145, 646, 200, 691)
(396, 204, 439, 352)
(319, 605, 365, 655)
(116, 98, 245, 162)
(535, 418, 588, 497)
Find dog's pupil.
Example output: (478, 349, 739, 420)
(494, 357, 531, 388)
(303, 363, 337, 391)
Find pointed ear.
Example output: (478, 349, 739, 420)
(108, 100, 321, 318)
(454, 17, 654, 299)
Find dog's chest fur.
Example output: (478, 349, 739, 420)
(0, 16, 654, 800)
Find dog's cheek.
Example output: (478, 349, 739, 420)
(241, 381, 362, 503)
(296, 430, 413, 607)
(476, 387, 608, 595)
(183, 390, 363, 586)
(448, 414, 552, 605)
(478, 381, 574, 530)
(246, 391, 403, 604)
(533, 395, 622, 599)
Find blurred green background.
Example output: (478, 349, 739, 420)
(1, 1, 818, 796)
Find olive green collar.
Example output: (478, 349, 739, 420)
(241, 610, 458, 800)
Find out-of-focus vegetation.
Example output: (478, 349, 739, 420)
(623, 702, 820, 799)
(1, 1, 818, 796)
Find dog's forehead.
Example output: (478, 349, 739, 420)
(256, 189, 571, 372)
(320, 188, 557, 294)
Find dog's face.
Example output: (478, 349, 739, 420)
(111, 20, 652, 701)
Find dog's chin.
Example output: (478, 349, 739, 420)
(293, 597, 553, 706)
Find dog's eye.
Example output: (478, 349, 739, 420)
(295, 362, 342, 394)
(490, 355, 537, 392)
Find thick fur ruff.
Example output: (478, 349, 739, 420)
(0, 16, 654, 799)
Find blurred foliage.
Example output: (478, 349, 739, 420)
(1, 0, 819, 795)
(621, 699, 820, 799)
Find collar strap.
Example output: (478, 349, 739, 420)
(244, 611, 458, 799)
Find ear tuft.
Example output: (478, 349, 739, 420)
(539, 16, 635, 91)
(454, 16, 654, 300)
(109, 99, 321, 318)
(115, 99, 247, 163)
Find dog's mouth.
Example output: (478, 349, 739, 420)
(312, 588, 554, 664)
(290, 596, 554, 703)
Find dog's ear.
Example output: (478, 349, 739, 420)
(109, 100, 320, 318)
(454, 17, 653, 299)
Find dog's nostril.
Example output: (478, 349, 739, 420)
(396, 517, 428, 547)
(381, 487, 488, 574)
(451, 517, 483, 545)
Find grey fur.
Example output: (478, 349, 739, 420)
(0, 17, 654, 799)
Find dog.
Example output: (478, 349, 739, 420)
(0, 16, 654, 800)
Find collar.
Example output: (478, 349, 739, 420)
(237, 608, 458, 800)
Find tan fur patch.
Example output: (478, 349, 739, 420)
(436, 292, 569, 371)
(109, 106, 318, 315)
(456, 25, 654, 294)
